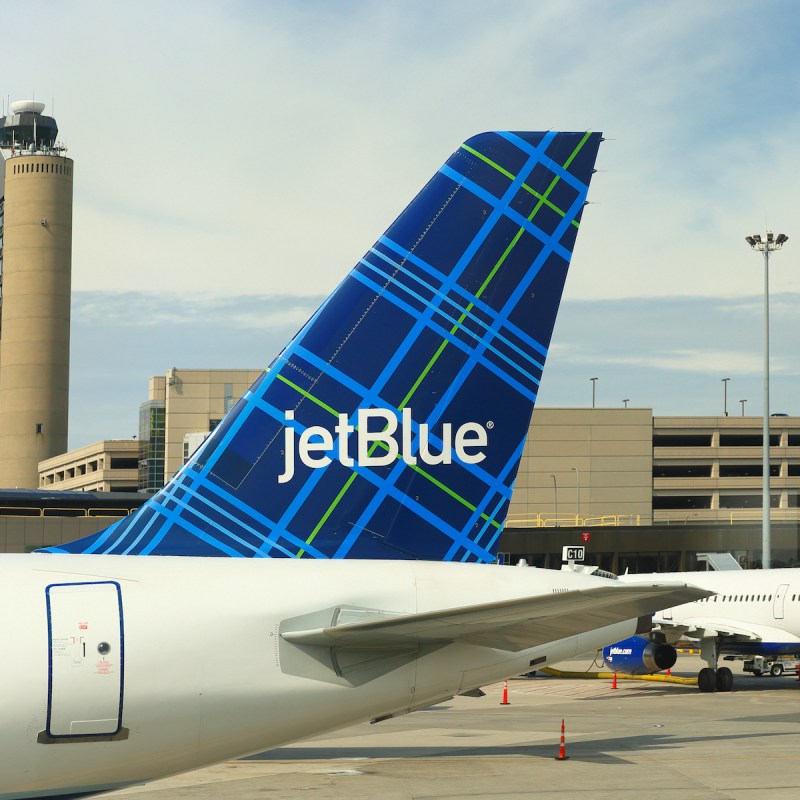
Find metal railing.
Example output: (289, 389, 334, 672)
(729, 509, 800, 525)
(505, 513, 641, 528)
(0, 506, 134, 518)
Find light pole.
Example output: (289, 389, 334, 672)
(740, 399, 747, 417)
(745, 231, 788, 568)
(550, 474, 558, 526)
(623, 398, 630, 408)
(722, 377, 730, 416)
(571, 466, 580, 521)
(590, 377, 598, 408)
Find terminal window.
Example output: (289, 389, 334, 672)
(653, 464, 712, 478)
(720, 433, 780, 447)
(718, 494, 780, 509)
(653, 434, 712, 448)
(719, 464, 780, 478)
(652, 495, 711, 509)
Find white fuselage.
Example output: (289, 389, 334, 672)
(619, 568, 800, 651)
(1, 555, 638, 800)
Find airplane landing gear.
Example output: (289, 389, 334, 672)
(716, 666, 734, 692)
(697, 637, 734, 692)
(698, 667, 716, 692)
(697, 666, 733, 692)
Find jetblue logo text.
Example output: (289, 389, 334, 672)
(278, 408, 488, 484)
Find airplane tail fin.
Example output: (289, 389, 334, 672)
(44, 131, 602, 561)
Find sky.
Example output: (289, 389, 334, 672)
(3, 0, 800, 448)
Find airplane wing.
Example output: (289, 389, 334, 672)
(282, 583, 711, 652)
(654, 616, 800, 645)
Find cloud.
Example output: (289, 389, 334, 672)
(592, 350, 782, 377)
(538, 292, 800, 415)
(66, 289, 800, 450)
(73, 292, 323, 330)
(68, 291, 322, 447)
(4, 2, 799, 447)
(6, 0, 800, 302)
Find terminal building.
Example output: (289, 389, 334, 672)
(38, 440, 140, 493)
(502, 407, 800, 573)
(1, 367, 798, 564)
(137, 369, 264, 493)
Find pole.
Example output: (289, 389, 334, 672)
(551, 474, 558, 526)
(571, 466, 580, 520)
(722, 377, 730, 416)
(762, 248, 771, 569)
(746, 231, 787, 566)
(591, 377, 598, 408)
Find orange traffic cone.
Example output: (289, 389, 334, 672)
(612, 672, 617, 689)
(500, 679, 510, 705)
(554, 718, 569, 761)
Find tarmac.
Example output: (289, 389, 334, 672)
(108, 654, 800, 800)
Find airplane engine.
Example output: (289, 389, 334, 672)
(602, 635, 677, 675)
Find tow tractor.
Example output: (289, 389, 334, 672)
(737, 655, 800, 677)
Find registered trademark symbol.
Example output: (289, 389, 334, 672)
(486, 421, 495, 429)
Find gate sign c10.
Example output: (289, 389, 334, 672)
(562, 546, 585, 562)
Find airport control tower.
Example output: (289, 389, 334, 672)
(0, 101, 74, 489)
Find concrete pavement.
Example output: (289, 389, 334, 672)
(108, 654, 800, 799)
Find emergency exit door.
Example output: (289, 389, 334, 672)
(773, 583, 789, 620)
(45, 581, 125, 739)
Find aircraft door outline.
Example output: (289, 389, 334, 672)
(44, 581, 126, 741)
(773, 583, 789, 620)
